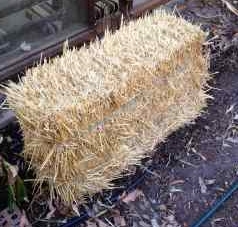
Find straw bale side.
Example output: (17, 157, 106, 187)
(3, 11, 209, 204)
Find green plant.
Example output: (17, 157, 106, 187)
(0, 155, 27, 211)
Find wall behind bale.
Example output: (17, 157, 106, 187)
(3, 11, 209, 204)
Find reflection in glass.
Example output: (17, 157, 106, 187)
(0, 0, 88, 67)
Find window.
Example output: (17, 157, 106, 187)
(0, 0, 89, 71)
(0, 0, 163, 80)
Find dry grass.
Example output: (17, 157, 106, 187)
(3, 11, 209, 205)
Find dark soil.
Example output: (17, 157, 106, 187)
(124, 71, 238, 227)
(112, 1, 238, 226)
(75, 59, 238, 227)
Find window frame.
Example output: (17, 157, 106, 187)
(0, 0, 169, 82)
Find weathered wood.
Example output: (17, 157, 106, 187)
(87, 0, 96, 25)
(130, 0, 170, 17)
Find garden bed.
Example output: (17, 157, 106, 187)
(1, 0, 238, 226)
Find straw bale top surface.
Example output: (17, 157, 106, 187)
(5, 11, 204, 127)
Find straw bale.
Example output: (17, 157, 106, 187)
(3, 11, 209, 204)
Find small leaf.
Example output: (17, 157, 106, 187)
(121, 189, 144, 204)
(15, 176, 28, 205)
(8, 164, 18, 178)
(199, 177, 207, 194)
(7, 185, 16, 212)
(205, 179, 216, 185)
(169, 186, 183, 193)
(226, 104, 235, 114)
(86, 221, 97, 227)
(3, 160, 18, 185)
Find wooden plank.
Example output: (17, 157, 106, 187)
(130, 0, 170, 17)
(87, 0, 96, 25)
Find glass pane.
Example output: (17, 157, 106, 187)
(0, 0, 88, 69)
